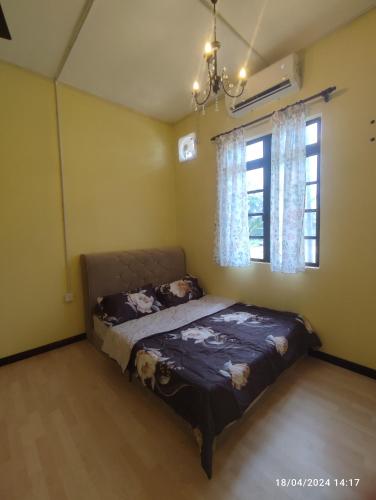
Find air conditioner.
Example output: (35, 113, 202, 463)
(226, 53, 301, 118)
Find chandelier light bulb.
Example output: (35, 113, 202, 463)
(204, 42, 213, 55)
(239, 67, 247, 80)
(192, 80, 200, 92)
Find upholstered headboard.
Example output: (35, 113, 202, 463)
(81, 246, 186, 344)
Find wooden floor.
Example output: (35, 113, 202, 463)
(0, 341, 375, 500)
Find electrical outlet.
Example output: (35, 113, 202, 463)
(64, 292, 74, 303)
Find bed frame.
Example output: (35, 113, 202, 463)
(80, 245, 318, 479)
(80, 246, 186, 347)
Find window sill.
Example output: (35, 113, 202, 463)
(250, 259, 320, 270)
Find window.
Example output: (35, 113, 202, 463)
(178, 133, 197, 162)
(246, 117, 321, 266)
(246, 135, 271, 262)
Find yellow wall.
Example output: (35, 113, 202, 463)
(0, 62, 176, 358)
(173, 10, 376, 369)
(1, 10, 375, 368)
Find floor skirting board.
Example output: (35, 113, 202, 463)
(1, 336, 374, 380)
(309, 349, 376, 380)
(0, 333, 86, 367)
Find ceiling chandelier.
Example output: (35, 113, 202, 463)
(192, 0, 248, 113)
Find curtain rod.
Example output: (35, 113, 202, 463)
(210, 86, 336, 142)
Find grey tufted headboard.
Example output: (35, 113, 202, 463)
(81, 246, 186, 345)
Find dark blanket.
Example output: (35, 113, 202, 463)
(128, 303, 321, 478)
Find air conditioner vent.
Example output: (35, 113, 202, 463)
(226, 54, 301, 118)
(232, 80, 292, 112)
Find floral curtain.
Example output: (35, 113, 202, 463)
(214, 129, 250, 267)
(270, 103, 306, 273)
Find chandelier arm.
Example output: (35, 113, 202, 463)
(221, 79, 246, 99)
(193, 80, 213, 106)
(193, 59, 215, 106)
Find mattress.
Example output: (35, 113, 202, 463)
(94, 295, 236, 371)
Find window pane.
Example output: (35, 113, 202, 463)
(246, 140, 263, 162)
(306, 122, 318, 145)
(304, 211, 316, 237)
(249, 215, 263, 237)
(306, 155, 318, 182)
(250, 238, 264, 260)
(246, 168, 263, 191)
(248, 192, 263, 214)
(305, 183, 317, 209)
(305, 239, 317, 264)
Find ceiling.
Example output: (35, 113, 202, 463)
(0, 0, 374, 122)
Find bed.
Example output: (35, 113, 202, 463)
(81, 246, 320, 478)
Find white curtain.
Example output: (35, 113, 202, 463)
(214, 129, 250, 267)
(270, 103, 306, 273)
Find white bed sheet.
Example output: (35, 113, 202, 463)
(95, 295, 236, 372)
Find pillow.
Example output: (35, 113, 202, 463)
(155, 275, 204, 307)
(95, 285, 164, 326)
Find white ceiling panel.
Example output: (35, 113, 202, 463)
(217, 0, 375, 64)
(0, 0, 87, 77)
(59, 0, 262, 123)
(1, 0, 374, 121)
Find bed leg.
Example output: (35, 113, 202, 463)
(201, 432, 214, 479)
